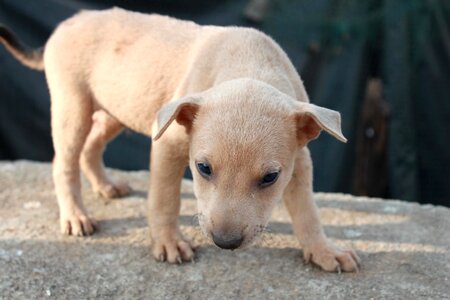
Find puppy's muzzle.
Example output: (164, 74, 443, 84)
(212, 233, 243, 250)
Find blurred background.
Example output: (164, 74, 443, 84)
(0, 0, 449, 206)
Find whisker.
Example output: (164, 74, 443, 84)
(191, 213, 201, 225)
(191, 213, 208, 229)
(261, 225, 271, 233)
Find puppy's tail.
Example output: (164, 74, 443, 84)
(0, 25, 44, 71)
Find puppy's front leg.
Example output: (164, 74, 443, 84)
(148, 136, 194, 264)
(283, 148, 360, 272)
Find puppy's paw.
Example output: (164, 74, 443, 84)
(95, 181, 131, 199)
(151, 232, 194, 264)
(303, 239, 360, 273)
(60, 211, 97, 236)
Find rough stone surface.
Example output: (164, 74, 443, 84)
(0, 161, 449, 299)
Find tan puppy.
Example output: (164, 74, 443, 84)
(1, 8, 360, 272)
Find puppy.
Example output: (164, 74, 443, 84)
(0, 8, 360, 272)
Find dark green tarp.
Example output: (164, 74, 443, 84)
(1, 0, 448, 206)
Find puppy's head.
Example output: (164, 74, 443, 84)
(154, 79, 346, 249)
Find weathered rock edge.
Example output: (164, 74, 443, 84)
(0, 161, 449, 299)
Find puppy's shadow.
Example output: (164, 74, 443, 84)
(94, 216, 147, 238)
(93, 214, 202, 238)
(110, 190, 195, 201)
(126, 189, 147, 199)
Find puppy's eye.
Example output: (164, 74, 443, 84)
(259, 171, 280, 188)
(196, 162, 212, 178)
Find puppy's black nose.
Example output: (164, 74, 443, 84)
(212, 233, 243, 250)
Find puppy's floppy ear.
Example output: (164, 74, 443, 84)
(153, 96, 202, 140)
(295, 102, 347, 146)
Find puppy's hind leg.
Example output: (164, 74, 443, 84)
(51, 83, 97, 236)
(80, 110, 130, 200)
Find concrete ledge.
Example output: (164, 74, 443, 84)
(0, 161, 449, 299)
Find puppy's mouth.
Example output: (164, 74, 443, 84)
(239, 224, 267, 249)
(196, 212, 268, 250)
(197, 217, 265, 250)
